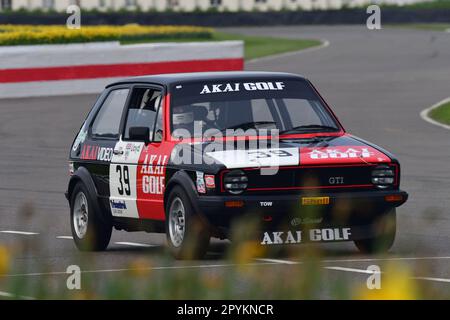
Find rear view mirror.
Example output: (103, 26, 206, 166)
(129, 126, 151, 145)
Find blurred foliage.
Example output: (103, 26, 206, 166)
(0, 245, 10, 275)
(0, 24, 321, 61)
(0, 214, 446, 300)
(355, 262, 419, 300)
(0, 201, 448, 300)
(1, 240, 444, 300)
(0, 24, 213, 46)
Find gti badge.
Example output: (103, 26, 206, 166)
(329, 176, 344, 185)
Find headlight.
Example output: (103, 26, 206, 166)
(372, 165, 395, 189)
(223, 170, 248, 194)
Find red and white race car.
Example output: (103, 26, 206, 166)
(66, 71, 408, 259)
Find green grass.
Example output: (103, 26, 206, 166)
(388, 23, 450, 32)
(122, 32, 322, 61)
(213, 32, 322, 60)
(429, 101, 450, 125)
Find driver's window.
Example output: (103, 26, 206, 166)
(124, 87, 162, 141)
(91, 88, 130, 138)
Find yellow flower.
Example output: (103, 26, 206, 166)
(356, 262, 419, 300)
(0, 24, 213, 46)
(232, 241, 266, 265)
(202, 273, 223, 289)
(72, 290, 98, 300)
(127, 258, 153, 277)
(0, 245, 10, 275)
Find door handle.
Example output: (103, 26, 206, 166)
(113, 149, 124, 155)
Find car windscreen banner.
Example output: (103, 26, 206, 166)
(170, 79, 318, 106)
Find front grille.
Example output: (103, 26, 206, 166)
(240, 164, 382, 193)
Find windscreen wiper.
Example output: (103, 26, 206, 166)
(279, 124, 339, 135)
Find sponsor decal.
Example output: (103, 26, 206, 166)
(204, 175, 215, 189)
(200, 82, 285, 95)
(124, 142, 143, 161)
(80, 145, 113, 162)
(310, 147, 372, 159)
(97, 147, 114, 162)
(72, 126, 87, 152)
(81, 145, 98, 161)
(110, 200, 127, 210)
(196, 171, 206, 194)
(260, 201, 273, 207)
(110, 199, 127, 215)
(301, 197, 330, 206)
(140, 154, 167, 195)
(300, 146, 390, 165)
(261, 231, 303, 245)
(261, 228, 351, 245)
(290, 217, 323, 226)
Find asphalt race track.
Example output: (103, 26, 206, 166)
(0, 26, 449, 299)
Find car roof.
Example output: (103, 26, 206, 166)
(106, 71, 307, 88)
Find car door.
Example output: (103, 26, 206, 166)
(81, 86, 130, 207)
(109, 86, 165, 219)
(136, 90, 173, 221)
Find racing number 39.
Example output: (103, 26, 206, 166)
(116, 165, 131, 196)
(248, 150, 293, 158)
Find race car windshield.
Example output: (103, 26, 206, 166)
(170, 79, 341, 138)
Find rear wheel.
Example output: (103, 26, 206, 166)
(354, 209, 396, 254)
(165, 186, 210, 259)
(70, 182, 112, 251)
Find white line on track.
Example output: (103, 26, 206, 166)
(114, 241, 157, 248)
(412, 276, 450, 283)
(56, 236, 73, 240)
(420, 97, 450, 130)
(0, 230, 39, 235)
(321, 256, 450, 264)
(326, 267, 450, 285)
(255, 258, 300, 265)
(257, 256, 450, 265)
(324, 266, 381, 275)
(0, 262, 281, 278)
(0, 290, 35, 300)
(246, 39, 330, 64)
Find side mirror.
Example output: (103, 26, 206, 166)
(129, 126, 151, 145)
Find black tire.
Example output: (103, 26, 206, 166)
(165, 186, 210, 260)
(354, 209, 396, 254)
(70, 182, 112, 251)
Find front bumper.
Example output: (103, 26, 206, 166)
(197, 190, 408, 231)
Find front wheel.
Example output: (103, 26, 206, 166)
(165, 186, 210, 259)
(70, 182, 112, 251)
(354, 208, 396, 254)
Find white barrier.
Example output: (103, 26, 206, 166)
(0, 41, 244, 99)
